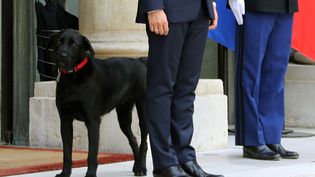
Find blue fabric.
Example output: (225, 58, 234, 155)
(208, 0, 236, 51)
(234, 12, 294, 146)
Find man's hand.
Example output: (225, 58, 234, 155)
(228, 0, 245, 25)
(209, 5, 218, 30)
(148, 10, 169, 36)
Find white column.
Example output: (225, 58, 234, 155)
(79, 0, 148, 58)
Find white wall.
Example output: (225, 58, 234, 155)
(29, 80, 228, 152)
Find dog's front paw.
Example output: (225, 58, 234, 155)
(55, 172, 70, 177)
(85, 173, 97, 177)
(133, 166, 147, 176)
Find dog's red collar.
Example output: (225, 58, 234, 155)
(61, 57, 89, 74)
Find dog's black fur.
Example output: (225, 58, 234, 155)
(48, 29, 148, 177)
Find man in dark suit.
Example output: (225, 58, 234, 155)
(136, 0, 223, 177)
(230, 0, 300, 160)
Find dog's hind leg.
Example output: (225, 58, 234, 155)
(56, 118, 73, 177)
(85, 118, 101, 177)
(135, 100, 148, 176)
(116, 104, 142, 176)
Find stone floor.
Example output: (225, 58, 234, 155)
(11, 128, 315, 177)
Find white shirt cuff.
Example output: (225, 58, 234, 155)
(148, 10, 161, 14)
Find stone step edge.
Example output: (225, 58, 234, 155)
(34, 79, 225, 97)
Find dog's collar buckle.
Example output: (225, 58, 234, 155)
(56, 70, 61, 82)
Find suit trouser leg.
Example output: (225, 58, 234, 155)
(259, 14, 294, 144)
(235, 12, 277, 146)
(171, 14, 209, 164)
(146, 22, 188, 170)
(145, 13, 209, 170)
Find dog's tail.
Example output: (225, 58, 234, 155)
(138, 57, 148, 67)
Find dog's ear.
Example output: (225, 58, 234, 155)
(82, 36, 95, 57)
(46, 32, 61, 51)
(46, 32, 62, 63)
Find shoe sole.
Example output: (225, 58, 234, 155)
(153, 175, 163, 177)
(153, 173, 192, 177)
(243, 152, 282, 161)
(153, 174, 191, 177)
(282, 155, 299, 159)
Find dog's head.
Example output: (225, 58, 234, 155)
(47, 29, 94, 72)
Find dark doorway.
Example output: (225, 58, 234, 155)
(218, 45, 229, 96)
(1, 0, 13, 144)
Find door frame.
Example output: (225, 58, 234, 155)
(12, 0, 36, 145)
(0, 0, 2, 142)
(1, 0, 14, 144)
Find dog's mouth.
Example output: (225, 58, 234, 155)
(57, 61, 72, 71)
(58, 61, 66, 66)
(57, 57, 89, 74)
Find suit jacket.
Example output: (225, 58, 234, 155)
(245, 0, 298, 13)
(136, 0, 215, 24)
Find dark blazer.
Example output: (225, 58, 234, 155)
(136, 0, 215, 23)
(245, 0, 298, 13)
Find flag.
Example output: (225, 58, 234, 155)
(208, 0, 237, 51)
(292, 0, 315, 61)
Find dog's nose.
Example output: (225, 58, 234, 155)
(60, 52, 68, 58)
(58, 61, 66, 66)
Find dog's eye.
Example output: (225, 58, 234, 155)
(70, 42, 77, 47)
(57, 40, 63, 45)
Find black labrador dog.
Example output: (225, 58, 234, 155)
(48, 29, 148, 177)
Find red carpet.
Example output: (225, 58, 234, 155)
(0, 146, 134, 176)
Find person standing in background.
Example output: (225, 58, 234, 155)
(229, 0, 300, 160)
(136, 0, 223, 176)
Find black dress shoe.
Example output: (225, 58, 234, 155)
(243, 145, 281, 160)
(181, 161, 224, 177)
(153, 165, 192, 177)
(267, 144, 299, 159)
